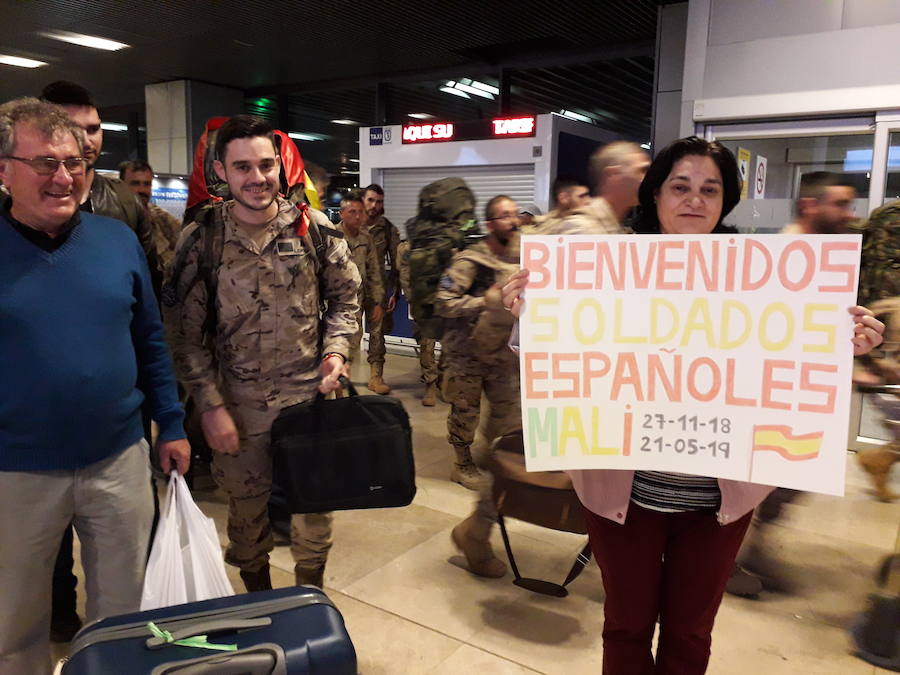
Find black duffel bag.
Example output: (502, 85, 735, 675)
(271, 378, 416, 513)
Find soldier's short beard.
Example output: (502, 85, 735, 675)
(233, 183, 277, 211)
(812, 215, 847, 235)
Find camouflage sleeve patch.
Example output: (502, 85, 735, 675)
(435, 257, 486, 318)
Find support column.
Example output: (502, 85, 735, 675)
(145, 79, 244, 175)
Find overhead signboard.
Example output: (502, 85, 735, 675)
(401, 116, 537, 144)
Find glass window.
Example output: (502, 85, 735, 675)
(884, 131, 900, 205)
(717, 134, 873, 233)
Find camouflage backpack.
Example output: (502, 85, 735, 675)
(407, 177, 481, 339)
(858, 200, 900, 308)
(162, 202, 339, 340)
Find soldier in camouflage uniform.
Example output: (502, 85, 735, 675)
(438, 195, 521, 579)
(163, 116, 360, 592)
(528, 176, 590, 234)
(362, 184, 401, 394)
(337, 192, 384, 368)
(119, 159, 182, 274)
(436, 195, 521, 490)
(858, 200, 900, 308)
(397, 239, 440, 405)
(855, 233, 900, 505)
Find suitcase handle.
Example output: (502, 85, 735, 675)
(146, 618, 272, 649)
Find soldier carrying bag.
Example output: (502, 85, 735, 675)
(270, 378, 416, 513)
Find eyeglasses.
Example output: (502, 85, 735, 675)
(487, 213, 519, 221)
(1, 156, 87, 176)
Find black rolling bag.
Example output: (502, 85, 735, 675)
(271, 378, 416, 513)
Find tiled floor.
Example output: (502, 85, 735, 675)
(60, 352, 898, 673)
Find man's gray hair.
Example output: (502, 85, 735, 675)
(0, 97, 84, 158)
(589, 140, 644, 192)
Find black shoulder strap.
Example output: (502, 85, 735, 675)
(161, 204, 225, 342)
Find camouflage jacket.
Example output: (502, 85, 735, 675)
(338, 222, 384, 312)
(533, 197, 627, 236)
(858, 200, 900, 308)
(147, 203, 182, 275)
(436, 238, 520, 361)
(861, 296, 900, 384)
(526, 207, 567, 234)
(397, 240, 411, 300)
(365, 214, 400, 298)
(163, 197, 360, 413)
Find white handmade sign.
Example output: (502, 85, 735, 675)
(519, 234, 861, 496)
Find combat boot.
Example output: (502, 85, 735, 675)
(450, 445, 488, 491)
(858, 446, 899, 501)
(451, 513, 507, 578)
(367, 362, 391, 395)
(294, 563, 325, 588)
(240, 564, 272, 593)
(725, 565, 763, 597)
(422, 381, 438, 407)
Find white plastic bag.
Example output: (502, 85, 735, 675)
(141, 471, 234, 610)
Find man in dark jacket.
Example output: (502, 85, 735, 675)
(40, 82, 160, 280)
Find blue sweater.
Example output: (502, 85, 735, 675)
(0, 212, 185, 471)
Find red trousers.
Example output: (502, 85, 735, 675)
(584, 503, 752, 675)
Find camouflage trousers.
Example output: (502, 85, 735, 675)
(444, 354, 520, 451)
(415, 333, 438, 385)
(348, 308, 365, 366)
(366, 304, 394, 365)
(211, 399, 333, 574)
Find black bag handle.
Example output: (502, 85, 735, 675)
(497, 514, 592, 598)
(314, 375, 359, 401)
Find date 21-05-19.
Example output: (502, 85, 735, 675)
(640, 414, 732, 458)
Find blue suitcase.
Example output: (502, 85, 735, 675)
(61, 587, 356, 674)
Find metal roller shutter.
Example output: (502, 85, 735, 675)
(380, 164, 535, 237)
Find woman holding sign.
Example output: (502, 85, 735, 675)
(502, 136, 884, 674)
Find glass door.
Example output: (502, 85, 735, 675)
(704, 117, 890, 451)
(705, 118, 875, 233)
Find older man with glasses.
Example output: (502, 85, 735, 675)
(0, 97, 189, 675)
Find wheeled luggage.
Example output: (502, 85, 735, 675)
(271, 378, 415, 513)
(61, 587, 356, 674)
(490, 430, 593, 597)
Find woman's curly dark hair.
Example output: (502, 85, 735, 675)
(634, 136, 742, 234)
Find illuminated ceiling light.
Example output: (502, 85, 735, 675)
(408, 113, 434, 119)
(559, 109, 593, 124)
(100, 122, 128, 132)
(469, 80, 500, 95)
(40, 31, 129, 51)
(640, 143, 651, 149)
(439, 86, 470, 99)
(452, 82, 494, 99)
(288, 131, 328, 141)
(0, 54, 47, 68)
(349, 159, 360, 163)
(330, 119, 359, 125)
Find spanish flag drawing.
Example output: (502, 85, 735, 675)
(752, 425, 823, 461)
